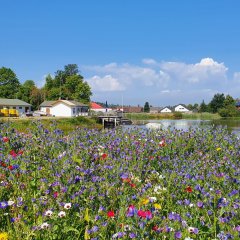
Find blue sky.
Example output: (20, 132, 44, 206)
(1, 0, 240, 106)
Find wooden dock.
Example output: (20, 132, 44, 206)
(98, 116, 132, 128)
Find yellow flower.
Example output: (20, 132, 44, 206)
(141, 198, 149, 205)
(0, 232, 8, 240)
(216, 147, 221, 151)
(154, 203, 161, 209)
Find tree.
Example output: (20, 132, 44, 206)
(0, 67, 20, 98)
(223, 94, 235, 107)
(144, 102, 150, 112)
(30, 87, 45, 110)
(218, 105, 240, 117)
(44, 64, 92, 103)
(17, 80, 35, 103)
(199, 100, 208, 112)
(209, 93, 225, 113)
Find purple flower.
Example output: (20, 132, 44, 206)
(129, 233, 136, 238)
(0, 201, 8, 208)
(175, 231, 182, 239)
(197, 201, 204, 208)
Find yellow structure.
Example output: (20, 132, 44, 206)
(1, 108, 9, 117)
(0, 108, 19, 117)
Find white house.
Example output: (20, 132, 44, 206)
(160, 107, 172, 113)
(0, 98, 32, 116)
(174, 104, 189, 112)
(40, 100, 89, 117)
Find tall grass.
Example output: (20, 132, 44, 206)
(0, 116, 102, 133)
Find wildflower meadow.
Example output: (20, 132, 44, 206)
(0, 121, 239, 240)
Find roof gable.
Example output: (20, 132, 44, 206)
(40, 100, 88, 107)
(0, 98, 31, 106)
(91, 102, 104, 109)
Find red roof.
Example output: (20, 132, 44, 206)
(91, 102, 104, 109)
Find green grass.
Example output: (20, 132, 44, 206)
(182, 112, 221, 120)
(125, 112, 222, 120)
(0, 116, 102, 133)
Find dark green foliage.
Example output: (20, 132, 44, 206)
(0, 67, 20, 98)
(44, 64, 92, 103)
(218, 105, 240, 117)
(209, 93, 225, 113)
(199, 100, 208, 112)
(144, 102, 150, 112)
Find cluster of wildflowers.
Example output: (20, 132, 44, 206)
(0, 122, 239, 239)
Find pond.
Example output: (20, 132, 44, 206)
(123, 118, 240, 137)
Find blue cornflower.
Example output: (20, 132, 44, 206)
(0, 201, 8, 208)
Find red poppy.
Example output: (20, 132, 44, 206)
(101, 153, 108, 159)
(130, 183, 136, 188)
(122, 178, 131, 183)
(3, 137, 9, 142)
(8, 165, 14, 170)
(107, 210, 115, 218)
(185, 186, 193, 193)
(0, 161, 7, 167)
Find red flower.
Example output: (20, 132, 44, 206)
(152, 225, 159, 231)
(3, 137, 9, 142)
(8, 165, 14, 170)
(9, 150, 17, 158)
(185, 186, 193, 193)
(122, 178, 131, 183)
(53, 192, 58, 198)
(137, 210, 147, 218)
(0, 161, 7, 167)
(130, 183, 136, 188)
(101, 153, 108, 159)
(107, 210, 115, 218)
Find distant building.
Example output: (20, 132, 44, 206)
(40, 100, 88, 117)
(123, 106, 143, 113)
(149, 107, 161, 113)
(160, 107, 172, 113)
(174, 104, 190, 112)
(90, 102, 111, 113)
(0, 98, 32, 115)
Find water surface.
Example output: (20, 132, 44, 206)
(124, 119, 240, 137)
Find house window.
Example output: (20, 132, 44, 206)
(73, 108, 76, 114)
(19, 107, 22, 109)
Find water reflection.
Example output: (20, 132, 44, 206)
(123, 119, 240, 137)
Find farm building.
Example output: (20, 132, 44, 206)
(40, 100, 89, 117)
(0, 98, 32, 116)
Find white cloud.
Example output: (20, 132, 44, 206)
(83, 57, 237, 106)
(142, 58, 157, 65)
(160, 57, 228, 84)
(87, 75, 125, 92)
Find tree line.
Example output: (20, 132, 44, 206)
(143, 93, 240, 117)
(0, 64, 92, 110)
